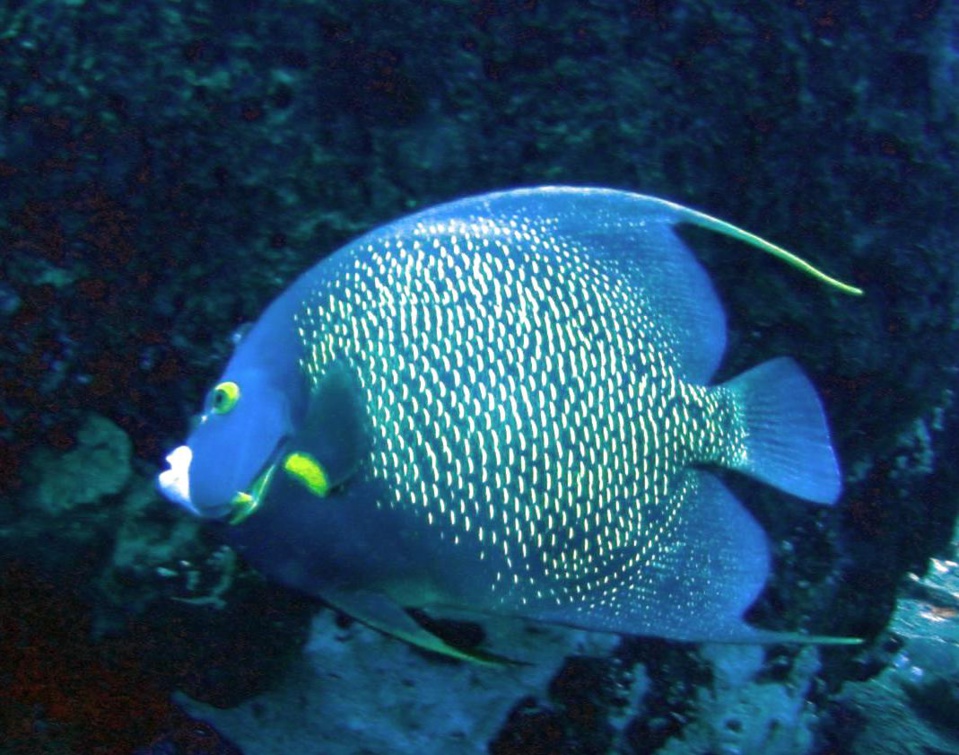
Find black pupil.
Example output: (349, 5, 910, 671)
(214, 389, 226, 407)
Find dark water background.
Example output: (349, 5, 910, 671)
(1, 1, 958, 753)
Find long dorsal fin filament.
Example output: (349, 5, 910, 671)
(670, 201, 864, 296)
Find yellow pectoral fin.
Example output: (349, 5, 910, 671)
(283, 452, 330, 497)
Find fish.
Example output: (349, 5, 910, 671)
(158, 187, 862, 661)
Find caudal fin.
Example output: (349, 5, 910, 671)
(721, 357, 842, 504)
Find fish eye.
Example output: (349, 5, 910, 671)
(210, 381, 241, 414)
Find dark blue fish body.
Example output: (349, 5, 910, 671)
(159, 187, 858, 658)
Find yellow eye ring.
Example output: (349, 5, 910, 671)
(211, 381, 241, 414)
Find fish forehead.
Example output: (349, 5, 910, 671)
(294, 215, 729, 610)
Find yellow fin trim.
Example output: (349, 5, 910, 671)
(673, 202, 864, 296)
(283, 452, 330, 497)
(229, 491, 256, 525)
(228, 460, 278, 525)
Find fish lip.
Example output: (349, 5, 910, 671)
(157, 445, 199, 515)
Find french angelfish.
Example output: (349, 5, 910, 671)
(158, 187, 862, 661)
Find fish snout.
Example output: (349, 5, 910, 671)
(157, 445, 199, 515)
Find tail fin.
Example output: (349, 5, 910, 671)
(720, 357, 842, 504)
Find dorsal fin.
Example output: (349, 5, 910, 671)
(404, 187, 728, 381)
(395, 187, 861, 383)
(671, 201, 863, 296)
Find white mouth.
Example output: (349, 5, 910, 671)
(158, 445, 199, 515)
